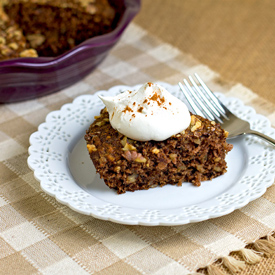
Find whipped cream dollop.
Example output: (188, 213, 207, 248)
(99, 82, 191, 141)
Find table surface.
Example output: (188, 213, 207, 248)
(134, 0, 275, 106)
(134, 1, 275, 274)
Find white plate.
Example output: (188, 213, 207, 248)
(28, 83, 275, 226)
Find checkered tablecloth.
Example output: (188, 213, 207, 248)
(0, 24, 275, 275)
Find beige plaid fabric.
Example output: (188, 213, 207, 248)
(0, 24, 275, 275)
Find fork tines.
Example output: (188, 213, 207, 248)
(179, 73, 228, 123)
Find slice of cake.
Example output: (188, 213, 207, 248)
(84, 83, 233, 194)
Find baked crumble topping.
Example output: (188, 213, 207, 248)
(0, 0, 121, 60)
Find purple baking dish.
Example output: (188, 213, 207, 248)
(0, 0, 140, 103)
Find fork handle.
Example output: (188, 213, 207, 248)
(248, 130, 275, 147)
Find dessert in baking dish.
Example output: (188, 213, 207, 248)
(0, 0, 120, 60)
(0, 6, 38, 60)
(84, 83, 233, 194)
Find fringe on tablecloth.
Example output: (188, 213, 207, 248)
(195, 234, 275, 275)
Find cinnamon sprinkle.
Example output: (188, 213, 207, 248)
(122, 106, 133, 113)
(149, 92, 165, 107)
(137, 107, 143, 113)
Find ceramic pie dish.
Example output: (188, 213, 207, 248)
(0, 0, 140, 103)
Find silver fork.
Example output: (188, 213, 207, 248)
(179, 73, 275, 146)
